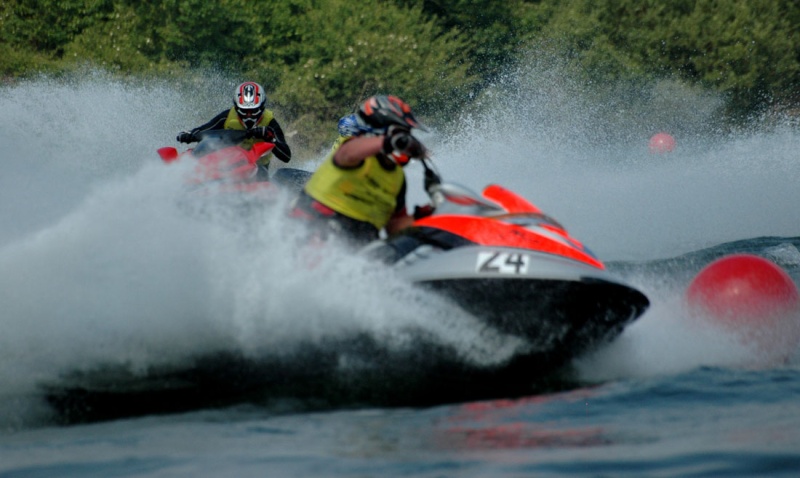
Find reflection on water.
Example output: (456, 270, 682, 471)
(434, 389, 612, 451)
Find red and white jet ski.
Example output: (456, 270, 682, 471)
(41, 153, 649, 425)
(364, 159, 650, 371)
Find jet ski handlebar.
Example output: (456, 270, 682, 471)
(418, 158, 506, 214)
(420, 157, 442, 193)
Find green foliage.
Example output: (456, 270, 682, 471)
(0, 0, 113, 55)
(527, 0, 800, 116)
(134, 0, 255, 68)
(1, 0, 798, 146)
(0, 42, 53, 78)
(60, 3, 160, 73)
(254, 0, 476, 151)
(399, 0, 533, 82)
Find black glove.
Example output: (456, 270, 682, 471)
(413, 204, 435, 220)
(382, 127, 426, 161)
(246, 126, 275, 141)
(177, 131, 198, 143)
(423, 166, 441, 192)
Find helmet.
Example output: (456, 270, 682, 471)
(357, 95, 426, 133)
(337, 114, 361, 137)
(337, 113, 376, 137)
(233, 82, 266, 129)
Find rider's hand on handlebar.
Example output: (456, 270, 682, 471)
(382, 126, 426, 163)
(246, 126, 276, 141)
(177, 131, 197, 143)
(413, 204, 435, 220)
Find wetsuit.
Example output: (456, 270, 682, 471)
(189, 108, 292, 165)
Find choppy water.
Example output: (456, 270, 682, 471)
(1, 69, 800, 476)
(4, 365, 800, 477)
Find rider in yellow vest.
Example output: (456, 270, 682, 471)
(293, 95, 427, 245)
(176, 81, 292, 180)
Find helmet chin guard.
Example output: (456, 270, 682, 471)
(240, 115, 260, 129)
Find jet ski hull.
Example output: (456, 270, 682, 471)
(380, 244, 649, 369)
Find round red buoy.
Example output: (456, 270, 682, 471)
(648, 132, 676, 153)
(687, 254, 799, 325)
(686, 254, 800, 362)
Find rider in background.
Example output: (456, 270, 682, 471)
(292, 95, 427, 246)
(176, 81, 292, 179)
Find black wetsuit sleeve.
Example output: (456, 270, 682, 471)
(268, 118, 292, 163)
(188, 110, 229, 136)
(394, 178, 407, 213)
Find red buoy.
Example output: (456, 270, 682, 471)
(686, 254, 800, 362)
(687, 254, 799, 324)
(649, 132, 676, 153)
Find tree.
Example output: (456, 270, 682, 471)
(523, 0, 800, 117)
(251, 0, 477, 151)
(398, 0, 524, 81)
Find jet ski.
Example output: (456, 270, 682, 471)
(362, 159, 650, 372)
(41, 155, 648, 425)
(157, 129, 312, 196)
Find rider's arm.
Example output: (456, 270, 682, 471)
(387, 211, 413, 235)
(333, 135, 384, 167)
(189, 110, 228, 136)
(267, 118, 292, 163)
(385, 179, 413, 235)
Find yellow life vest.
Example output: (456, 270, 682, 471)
(223, 107, 275, 165)
(327, 135, 349, 157)
(304, 139, 405, 229)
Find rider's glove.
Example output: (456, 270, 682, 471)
(413, 204, 435, 220)
(382, 126, 426, 164)
(247, 126, 276, 141)
(177, 131, 197, 143)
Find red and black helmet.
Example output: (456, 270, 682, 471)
(357, 95, 426, 132)
(233, 82, 266, 129)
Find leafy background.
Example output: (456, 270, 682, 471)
(2, 0, 797, 156)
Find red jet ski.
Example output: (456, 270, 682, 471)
(157, 129, 311, 196)
(364, 159, 650, 371)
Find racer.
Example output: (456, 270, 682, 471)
(291, 95, 427, 246)
(176, 81, 292, 180)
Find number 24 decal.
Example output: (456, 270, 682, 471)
(476, 252, 530, 274)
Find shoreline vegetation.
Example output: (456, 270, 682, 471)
(2, 0, 798, 156)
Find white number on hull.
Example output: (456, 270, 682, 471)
(476, 252, 530, 274)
